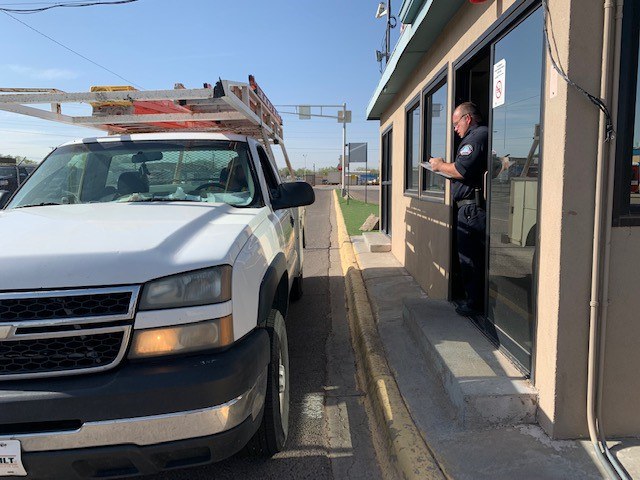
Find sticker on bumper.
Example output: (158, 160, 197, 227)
(0, 440, 27, 477)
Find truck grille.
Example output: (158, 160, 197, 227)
(0, 331, 124, 375)
(0, 292, 131, 321)
(0, 287, 139, 380)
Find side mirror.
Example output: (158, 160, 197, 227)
(271, 182, 315, 210)
(0, 191, 8, 209)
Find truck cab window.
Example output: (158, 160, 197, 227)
(256, 145, 279, 198)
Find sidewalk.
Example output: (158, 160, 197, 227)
(333, 193, 640, 479)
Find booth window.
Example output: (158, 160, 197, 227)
(405, 98, 420, 194)
(422, 78, 447, 198)
(614, 0, 640, 225)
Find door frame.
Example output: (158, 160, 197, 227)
(381, 124, 393, 236)
(450, 0, 543, 377)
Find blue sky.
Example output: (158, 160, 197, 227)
(0, 0, 396, 170)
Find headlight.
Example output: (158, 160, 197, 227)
(139, 266, 231, 310)
(128, 317, 233, 359)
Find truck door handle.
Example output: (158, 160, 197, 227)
(290, 216, 294, 227)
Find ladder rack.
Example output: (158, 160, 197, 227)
(0, 79, 282, 139)
(0, 77, 295, 176)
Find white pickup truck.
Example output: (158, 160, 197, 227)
(0, 130, 314, 478)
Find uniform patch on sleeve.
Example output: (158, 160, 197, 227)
(459, 144, 474, 156)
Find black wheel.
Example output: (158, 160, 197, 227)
(290, 270, 303, 302)
(246, 309, 289, 456)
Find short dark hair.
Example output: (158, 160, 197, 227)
(456, 102, 482, 125)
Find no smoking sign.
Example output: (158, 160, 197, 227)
(493, 59, 506, 108)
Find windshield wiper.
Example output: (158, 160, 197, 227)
(126, 196, 202, 203)
(15, 202, 62, 208)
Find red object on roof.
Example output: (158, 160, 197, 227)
(469, 0, 488, 3)
(133, 100, 217, 131)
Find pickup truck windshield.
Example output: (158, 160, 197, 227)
(8, 140, 260, 209)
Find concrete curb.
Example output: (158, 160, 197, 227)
(332, 190, 447, 480)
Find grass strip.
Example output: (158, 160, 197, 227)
(335, 190, 379, 236)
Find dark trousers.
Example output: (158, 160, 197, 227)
(456, 204, 486, 310)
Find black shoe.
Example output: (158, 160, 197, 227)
(455, 303, 482, 317)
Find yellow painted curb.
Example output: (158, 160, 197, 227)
(332, 190, 447, 480)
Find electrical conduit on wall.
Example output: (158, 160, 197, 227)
(586, 0, 630, 478)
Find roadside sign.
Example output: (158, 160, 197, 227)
(299, 105, 311, 119)
(337, 110, 352, 123)
(348, 142, 367, 164)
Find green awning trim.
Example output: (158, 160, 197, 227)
(399, 0, 422, 24)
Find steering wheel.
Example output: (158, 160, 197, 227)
(193, 182, 225, 195)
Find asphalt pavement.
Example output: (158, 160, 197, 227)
(149, 189, 381, 480)
(345, 185, 379, 205)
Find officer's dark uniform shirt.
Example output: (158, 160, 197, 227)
(452, 124, 488, 202)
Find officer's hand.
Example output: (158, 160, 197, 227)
(429, 157, 444, 172)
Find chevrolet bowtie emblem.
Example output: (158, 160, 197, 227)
(0, 326, 13, 340)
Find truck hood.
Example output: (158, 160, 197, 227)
(0, 203, 265, 290)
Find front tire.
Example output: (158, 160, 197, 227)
(246, 309, 289, 456)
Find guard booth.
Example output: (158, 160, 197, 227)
(367, 0, 640, 442)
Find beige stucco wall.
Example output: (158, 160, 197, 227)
(534, 0, 606, 439)
(532, 0, 640, 439)
(376, 0, 640, 439)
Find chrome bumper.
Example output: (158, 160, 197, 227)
(2, 368, 267, 452)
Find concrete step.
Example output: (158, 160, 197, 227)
(362, 232, 391, 252)
(403, 298, 538, 428)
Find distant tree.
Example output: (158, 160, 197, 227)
(279, 166, 344, 178)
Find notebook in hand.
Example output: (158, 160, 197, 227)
(421, 161, 454, 179)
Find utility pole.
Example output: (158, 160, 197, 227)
(386, 0, 391, 61)
(275, 103, 351, 192)
(341, 102, 347, 196)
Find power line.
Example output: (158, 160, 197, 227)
(0, 0, 138, 14)
(541, 0, 614, 141)
(0, 128, 78, 137)
(2, 11, 144, 89)
(0, 1, 110, 4)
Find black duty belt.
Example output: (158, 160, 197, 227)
(456, 199, 476, 208)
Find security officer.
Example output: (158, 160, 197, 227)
(429, 102, 488, 316)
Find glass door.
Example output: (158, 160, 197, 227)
(487, 8, 544, 372)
